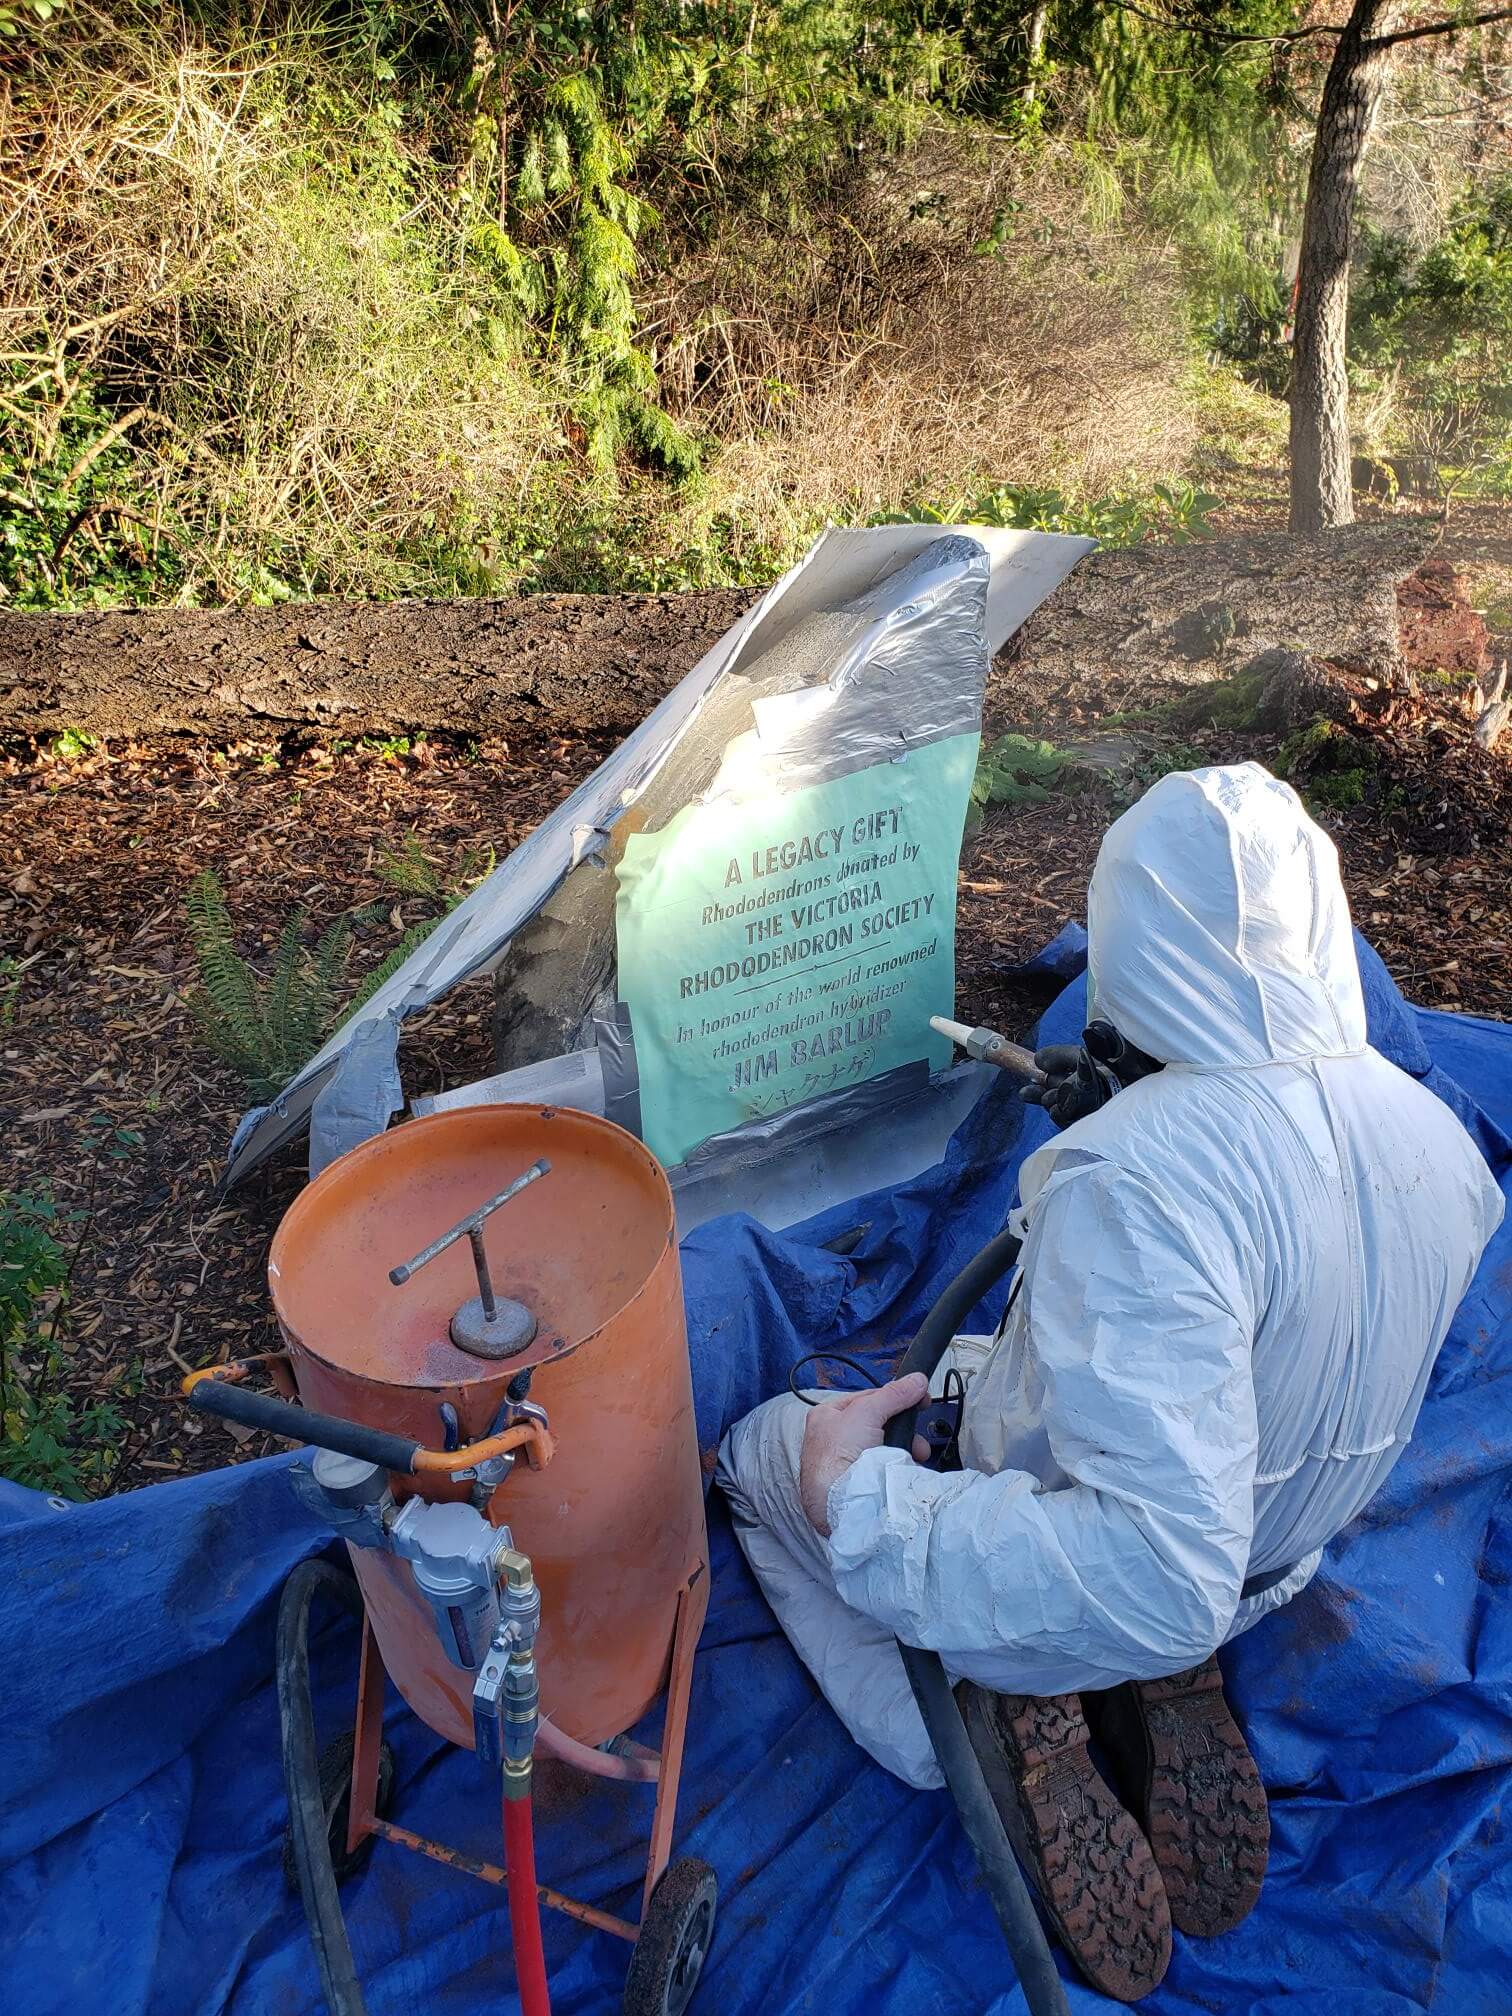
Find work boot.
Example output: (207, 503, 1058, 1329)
(959, 1682, 1172, 2002)
(1084, 1655, 1269, 1938)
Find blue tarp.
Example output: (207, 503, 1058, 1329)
(6, 937, 1511, 2015)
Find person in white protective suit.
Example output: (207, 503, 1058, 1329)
(717, 762, 1503, 2002)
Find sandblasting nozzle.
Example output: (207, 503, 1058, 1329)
(930, 1015, 1045, 1082)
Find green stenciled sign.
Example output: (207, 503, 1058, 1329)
(614, 732, 979, 1168)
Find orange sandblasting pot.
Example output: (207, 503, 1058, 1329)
(267, 1105, 708, 1752)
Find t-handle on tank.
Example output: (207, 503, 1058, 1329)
(388, 1157, 550, 1358)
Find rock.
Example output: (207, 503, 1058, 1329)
(1352, 454, 1397, 501)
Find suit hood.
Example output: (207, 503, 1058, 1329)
(1086, 762, 1366, 1070)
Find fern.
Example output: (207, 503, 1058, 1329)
(184, 870, 353, 1099)
(349, 836, 493, 1011)
(184, 841, 495, 1097)
(376, 832, 445, 901)
(624, 392, 701, 480)
(347, 916, 446, 1015)
(516, 131, 546, 212)
(543, 119, 574, 199)
(468, 220, 548, 317)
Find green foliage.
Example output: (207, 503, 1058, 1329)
(1170, 599, 1237, 661)
(427, 0, 974, 482)
(1353, 177, 1512, 484)
(344, 834, 494, 1014)
(7, 2, 1501, 604)
(0, 0, 61, 37)
(1156, 665, 1270, 732)
(376, 832, 493, 903)
(519, 493, 802, 592)
(1042, 1, 1307, 344)
(1306, 767, 1369, 811)
(183, 836, 495, 1094)
(82, 1109, 145, 1165)
(48, 726, 97, 759)
(365, 734, 423, 762)
(8, 2, 999, 605)
(873, 476, 1221, 547)
(974, 725, 1205, 823)
(0, 372, 186, 610)
(0, 1194, 66, 1365)
(970, 733, 1081, 822)
(184, 871, 353, 1100)
(0, 1189, 125, 1502)
(1108, 741, 1205, 809)
(1275, 716, 1380, 814)
(377, 831, 447, 899)
(0, 956, 20, 1027)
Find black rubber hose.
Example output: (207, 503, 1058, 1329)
(191, 1381, 423, 1473)
(882, 1225, 1071, 2016)
(276, 1558, 370, 2016)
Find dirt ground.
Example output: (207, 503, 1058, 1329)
(3, 471, 1509, 1495)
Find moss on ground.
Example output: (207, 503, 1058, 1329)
(1275, 717, 1385, 815)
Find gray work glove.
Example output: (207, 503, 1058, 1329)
(1018, 1044, 1118, 1129)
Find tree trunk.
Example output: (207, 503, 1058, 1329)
(1024, 3, 1049, 100)
(1288, 0, 1402, 536)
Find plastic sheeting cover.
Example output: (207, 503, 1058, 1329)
(223, 524, 1092, 1188)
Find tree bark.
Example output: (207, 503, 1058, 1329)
(1024, 3, 1049, 99)
(1288, 0, 1402, 536)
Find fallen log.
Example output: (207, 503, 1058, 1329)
(0, 588, 755, 741)
(0, 522, 1435, 742)
(995, 521, 1434, 707)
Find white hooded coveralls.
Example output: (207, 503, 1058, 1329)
(717, 764, 1503, 1788)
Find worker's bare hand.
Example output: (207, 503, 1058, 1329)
(799, 1372, 930, 1537)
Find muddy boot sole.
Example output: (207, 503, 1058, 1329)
(960, 1683, 1172, 2003)
(1109, 1658, 1270, 1938)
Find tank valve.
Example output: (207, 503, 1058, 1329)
(474, 1549, 540, 1794)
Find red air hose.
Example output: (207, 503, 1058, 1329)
(503, 1790, 552, 2016)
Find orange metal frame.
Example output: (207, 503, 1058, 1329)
(343, 1566, 706, 1945)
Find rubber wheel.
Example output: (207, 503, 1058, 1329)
(623, 1858, 718, 2016)
(281, 1731, 396, 1893)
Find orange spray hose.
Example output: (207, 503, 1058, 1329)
(503, 1791, 552, 2016)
